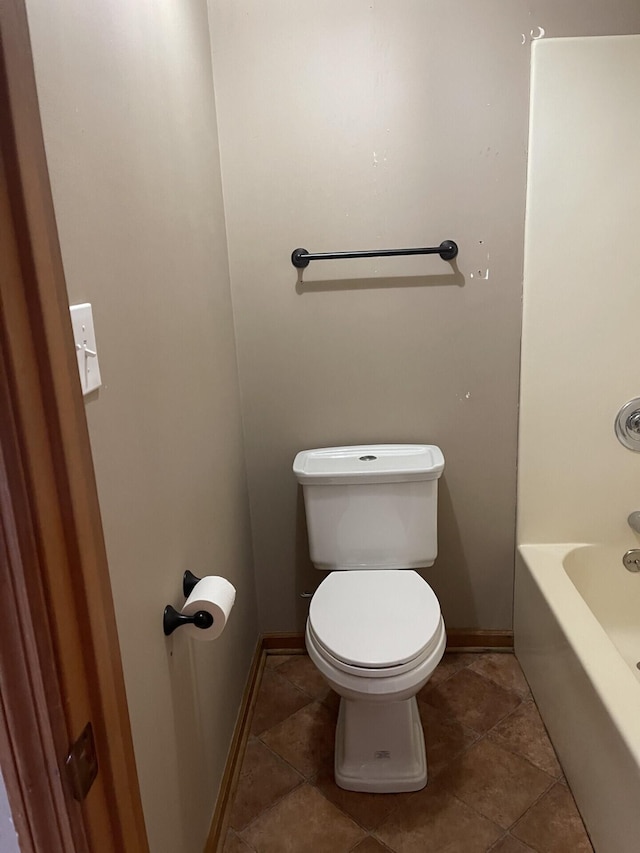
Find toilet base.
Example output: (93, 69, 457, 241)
(334, 695, 427, 793)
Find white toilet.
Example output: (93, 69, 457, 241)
(293, 444, 446, 794)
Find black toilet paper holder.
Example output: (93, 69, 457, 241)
(163, 571, 211, 636)
(182, 569, 201, 597)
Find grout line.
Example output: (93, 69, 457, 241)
(229, 828, 259, 853)
(484, 831, 511, 852)
(263, 662, 315, 700)
(425, 730, 586, 852)
(236, 772, 380, 850)
(265, 652, 333, 703)
(263, 656, 289, 670)
(505, 774, 560, 834)
(322, 786, 422, 842)
(418, 691, 525, 744)
(427, 733, 556, 839)
(273, 672, 325, 703)
(256, 733, 314, 781)
(430, 785, 506, 843)
(351, 832, 396, 852)
(480, 699, 564, 780)
(232, 776, 307, 838)
(249, 670, 315, 738)
(266, 665, 343, 717)
(419, 649, 505, 695)
(482, 699, 527, 737)
(265, 649, 306, 664)
(464, 668, 533, 704)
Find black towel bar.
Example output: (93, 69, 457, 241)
(291, 240, 458, 269)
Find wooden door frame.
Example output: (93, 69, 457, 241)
(0, 1, 149, 850)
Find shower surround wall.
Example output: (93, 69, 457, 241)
(515, 36, 640, 852)
(25, 1, 258, 851)
(518, 34, 640, 546)
(209, 0, 640, 633)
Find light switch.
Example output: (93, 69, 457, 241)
(69, 303, 102, 396)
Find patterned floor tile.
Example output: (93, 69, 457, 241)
(487, 700, 562, 777)
(229, 738, 303, 831)
(512, 780, 594, 852)
(276, 654, 332, 700)
(314, 760, 413, 831)
(488, 834, 536, 853)
(375, 781, 502, 853)
(437, 738, 553, 829)
(322, 688, 341, 715)
(418, 699, 480, 778)
(226, 654, 591, 853)
(222, 829, 254, 852)
(351, 838, 394, 852)
(468, 653, 532, 698)
(250, 669, 311, 736)
(240, 784, 366, 853)
(260, 700, 335, 777)
(264, 653, 298, 670)
(422, 668, 521, 734)
(422, 652, 478, 687)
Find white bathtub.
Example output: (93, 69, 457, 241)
(515, 544, 640, 853)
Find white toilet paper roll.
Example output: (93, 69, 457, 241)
(180, 576, 236, 641)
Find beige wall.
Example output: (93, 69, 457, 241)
(209, 1, 640, 633)
(25, 2, 259, 851)
(519, 34, 640, 545)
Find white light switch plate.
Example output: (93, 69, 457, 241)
(70, 303, 102, 396)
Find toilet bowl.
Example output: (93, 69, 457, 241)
(293, 444, 446, 793)
(305, 569, 445, 792)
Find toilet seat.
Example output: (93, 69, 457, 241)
(307, 619, 444, 678)
(308, 570, 442, 677)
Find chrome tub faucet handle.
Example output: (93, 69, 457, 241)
(627, 512, 640, 534)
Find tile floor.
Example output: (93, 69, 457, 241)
(222, 652, 593, 853)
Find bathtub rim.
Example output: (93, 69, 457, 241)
(517, 542, 640, 767)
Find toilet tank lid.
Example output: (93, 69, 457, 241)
(293, 444, 444, 485)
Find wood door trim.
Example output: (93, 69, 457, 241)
(0, 339, 86, 853)
(0, 1, 148, 849)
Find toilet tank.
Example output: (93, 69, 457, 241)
(293, 445, 445, 570)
